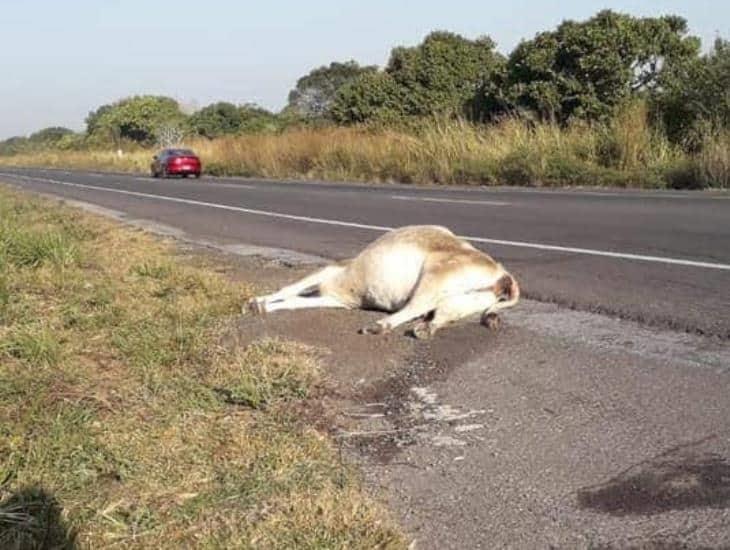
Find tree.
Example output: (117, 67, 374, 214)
(330, 72, 406, 124)
(287, 61, 377, 119)
(0, 136, 29, 156)
(85, 104, 114, 136)
(86, 96, 186, 145)
(55, 132, 85, 151)
(0, 128, 79, 155)
(187, 102, 245, 139)
(28, 127, 74, 146)
(652, 38, 730, 146)
(385, 31, 504, 118)
(187, 102, 279, 138)
(330, 31, 504, 124)
(493, 11, 700, 123)
(237, 104, 280, 133)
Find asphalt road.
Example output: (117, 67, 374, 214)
(1, 166, 729, 337)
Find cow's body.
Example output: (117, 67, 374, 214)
(248, 225, 520, 338)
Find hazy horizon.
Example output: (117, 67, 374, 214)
(0, 0, 726, 139)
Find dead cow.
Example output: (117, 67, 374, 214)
(248, 225, 520, 338)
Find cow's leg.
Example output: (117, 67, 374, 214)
(262, 294, 349, 313)
(359, 296, 437, 334)
(359, 266, 444, 335)
(411, 290, 498, 339)
(248, 264, 346, 314)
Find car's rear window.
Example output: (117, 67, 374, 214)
(169, 149, 195, 156)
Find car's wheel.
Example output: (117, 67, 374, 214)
(194, 173, 201, 179)
(182, 173, 188, 178)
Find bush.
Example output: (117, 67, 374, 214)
(498, 150, 539, 185)
(697, 129, 730, 188)
(543, 156, 592, 186)
(452, 158, 498, 185)
(663, 160, 702, 189)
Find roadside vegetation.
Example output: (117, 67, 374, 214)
(0, 187, 404, 548)
(1, 10, 728, 189)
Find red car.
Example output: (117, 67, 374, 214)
(151, 148, 202, 178)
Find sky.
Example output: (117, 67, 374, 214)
(0, 0, 726, 139)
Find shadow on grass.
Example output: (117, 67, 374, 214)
(0, 486, 76, 549)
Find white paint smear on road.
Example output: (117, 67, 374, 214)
(3, 172, 730, 271)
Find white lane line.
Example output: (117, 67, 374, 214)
(3, 172, 730, 271)
(130, 176, 255, 189)
(476, 187, 730, 200)
(197, 182, 256, 190)
(391, 194, 510, 206)
(87, 174, 257, 189)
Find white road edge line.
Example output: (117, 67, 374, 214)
(391, 195, 510, 206)
(3, 172, 729, 271)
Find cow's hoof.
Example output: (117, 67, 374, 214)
(411, 321, 434, 340)
(481, 312, 501, 331)
(246, 298, 266, 316)
(359, 323, 386, 335)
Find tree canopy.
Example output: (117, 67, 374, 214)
(187, 102, 243, 139)
(493, 10, 700, 122)
(331, 31, 504, 124)
(386, 31, 504, 118)
(28, 127, 75, 145)
(330, 72, 407, 124)
(287, 61, 377, 120)
(652, 38, 730, 145)
(85, 96, 186, 145)
(187, 102, 279, 138)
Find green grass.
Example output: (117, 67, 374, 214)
(0, 186, 404, 549)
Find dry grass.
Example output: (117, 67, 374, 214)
(0, 149, 153, 174)
(2, 104, 728, 189)
(697, 129, 730, 188)
(0, 187, 405, 549)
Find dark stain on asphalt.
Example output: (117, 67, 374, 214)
(352, 323, 505, 463)
(347, 343, 454, 464)
(578, 451, 730, 516)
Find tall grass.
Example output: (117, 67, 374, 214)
(697, 129, 730, 188)
(2, 103, 728, 189)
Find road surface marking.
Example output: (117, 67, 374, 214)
(196, 182, 256, 190)
(391, 195, 510, 206)
(3, 172, 729, 271)
(130, 176, 255, 189)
